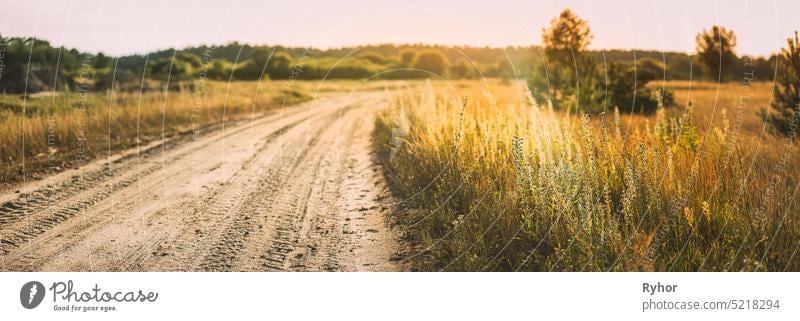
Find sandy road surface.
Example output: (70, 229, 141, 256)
(0, 92, 406, 271)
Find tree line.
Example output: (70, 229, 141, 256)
(526, 9, 797, 135)
(0, 32, 776, 93)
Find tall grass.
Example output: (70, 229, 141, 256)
(0, 80, 311, 185)
(376, 80, 800, 271)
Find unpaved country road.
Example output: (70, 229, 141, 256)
(0, 92, 406, 271)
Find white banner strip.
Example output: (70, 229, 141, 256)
(1, 272, 797, 320)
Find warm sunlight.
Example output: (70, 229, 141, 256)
(1, 1, 799, 320)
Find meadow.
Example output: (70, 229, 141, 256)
(375, 79, 800, 271)
(3, 76, 797, 272)
(0, 80, 316, 186)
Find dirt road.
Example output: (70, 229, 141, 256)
(0, 92, 406, 271)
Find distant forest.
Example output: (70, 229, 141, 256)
(0, 35, 777, 93)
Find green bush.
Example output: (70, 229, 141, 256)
(412, 50, 450, 78)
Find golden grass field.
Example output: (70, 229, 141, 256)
(0, 80, 409, 186)
(0, 80, 310, 185)
(375, 79, 799, 271)
(2, 78, 797, 271)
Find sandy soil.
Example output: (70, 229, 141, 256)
(0, 92, 406, 271)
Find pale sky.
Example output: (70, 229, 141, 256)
(1, 0, 797, 57)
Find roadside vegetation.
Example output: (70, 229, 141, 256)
(0, 32, 775, 95)
(376, 79, 799, 271)
(2, 7, 797, 272)
(374, 10, 800, 271)
(0, 81, 311, 185)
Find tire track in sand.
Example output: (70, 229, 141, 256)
(0, 92, 406, 271)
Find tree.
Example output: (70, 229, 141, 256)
(93, 52, 112, 69)
(450, 58, 477, 79)
(770, 31, 800, 134)
(175, 52, 202, 68)
(266, 52, 293, 79)
(529, 9, 594, 112)
(636, 58, 666, 82)
(598, 62, 664, 114)
(493, 59, 515, 81)
(399, 50, 416, 66)
(696, 26, 737, 81)
(359, 52, 387, 64)
(541, 9, 592, 67)
(412, 50, 450, 78)
(251, 47, 272, 69)
(148, 56, 191, 81)
(207, 60, 233, 80)
(238, 47, 275, 80)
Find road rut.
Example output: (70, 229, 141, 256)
(0, 92, 405, 271)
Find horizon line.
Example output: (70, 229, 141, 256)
(4, 34, 781, 59)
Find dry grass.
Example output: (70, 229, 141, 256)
(647, 80, 774, 134)
(376, 79, 800, 271)
(0, 80, 314, 185)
